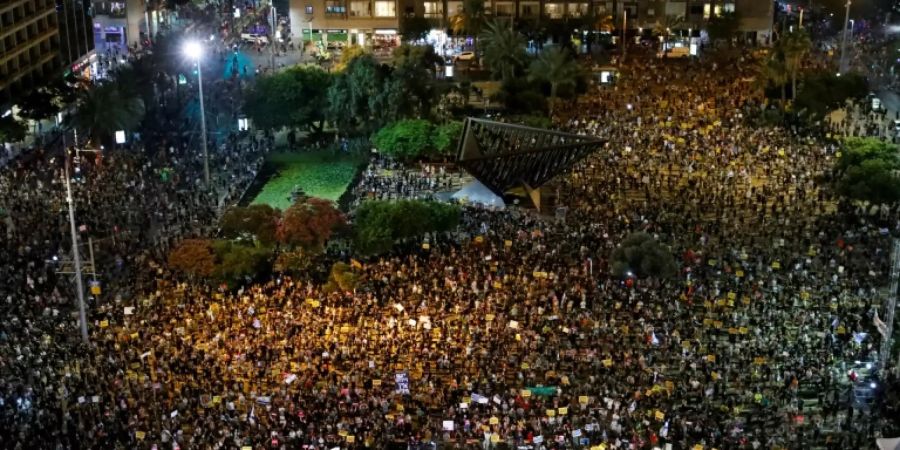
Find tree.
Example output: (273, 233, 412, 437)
(16, 79, 75, 122)
(706, 11, 741, 46)
(610, 232, 677, 279)
(389, 44, 443, 118)
(400, 16, 434, 42)
(834, 138, 900, 205)
(778, 30, 812, 100)
(334, 45, 371, 72)
(327, 54, 393, 132)
(371, 120, 463, 160)
(0, 115, 27, 144)
(353, 200, 461, 255)
(450, 0, 486, 53)
(219, 204, 280, 246)
(758, 54, 789, 111)
(244, 65, 331, 132)
(432, 121, 464, 156)
(68, 82, 145, 144)
(277, 197, 345, 251)
(480, 19, 528, 83)
(371, 119, 434, 160)
(794, 71, 868, 120)
(168, 239, 217, 278)
(211, 240, 271, 285)
(528, 46, 581, 116)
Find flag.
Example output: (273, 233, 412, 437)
(248, 405, 256, 425)
(874, 311, 889, 338)
(651, 332, 660, 346)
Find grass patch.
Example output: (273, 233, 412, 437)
(251, 151, 363, 210)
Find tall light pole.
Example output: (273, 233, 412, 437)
(64, 155, 90, 344)
(184, 41, 210, 187)
(838, 0, 851, 74)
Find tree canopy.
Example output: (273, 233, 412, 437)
(0, 115, 27, 144)
(610, 232, 677, 279)
(219, 204, 280, 246)
(794, 71, 868, 120)
(277, 197, 345, 251)
(481, 20, 528, 83)
(353, 200, 461, 255)
(371, 120, 463, 160)
(68, 81, 145, 144)
(244, 65, 331, 132)
(706, 11, 741, 45)
(834, 138, 900, 205)
(528, 46, 581, 116)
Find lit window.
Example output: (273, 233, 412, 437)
(567, 2, 588, 17)
(350, 0, 370, 17)
(326, 1, 346, 14)
(423, 1, 443, 17)
(305, 5, 313, 14)
(374, 0, 395, 17)
(544, 3, 563, 19)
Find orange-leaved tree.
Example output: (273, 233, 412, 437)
(167, 239, 216, 278)
(276, 197, 345, 251)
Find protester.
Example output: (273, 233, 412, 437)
(0, 36, 896, 450)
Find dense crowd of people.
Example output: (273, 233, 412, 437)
(1, 21, 900, 450)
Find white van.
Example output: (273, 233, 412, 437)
(657, 46, 691, 59)
(241, 33, 269, 45)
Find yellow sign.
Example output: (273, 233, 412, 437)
(521, 389, 531, 398)
(504, 240, 512, 247)
(655, 410, 665, 420)
(546, 409, 556, 417)
(707, 354, 716, 363)
(489, 416, 499, 425)
(475, 236, 484, 243)
(579, 395, 589, 405)
(557, 406, 568, 415)
(491, 434, 500, 443)
(422, 243, 430, 250)
(136, 431, 146, 441)
(99, 320, 109, 328)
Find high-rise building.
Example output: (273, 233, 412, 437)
(286, 0, 774, 47)
(57, 0, 95, 77)
(0, 0, 62, 106)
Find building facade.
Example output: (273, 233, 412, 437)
(288, 0, 773, 46)
(0, 0, 61, 105)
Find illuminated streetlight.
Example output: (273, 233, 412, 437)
(183, 40, 210, 187)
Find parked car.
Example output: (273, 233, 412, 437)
(454, 51, 476, 62)
(241, 33, 269, 45)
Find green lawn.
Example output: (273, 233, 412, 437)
(251, 151, 363, 210)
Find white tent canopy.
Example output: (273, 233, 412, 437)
(451, 180, 505, 209)
(878, 438, 900, 450)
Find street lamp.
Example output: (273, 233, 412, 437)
(184, 40, 210, 188)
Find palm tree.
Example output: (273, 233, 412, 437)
(480, 19, 527, 83)
(757, 54, 789, 111)
(527, 46, 581, 116)
(450, 0, 486, 55)
(69, 82, 145, 145)
(653, 14, 684, 51)
(779, 30, 811, 100)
